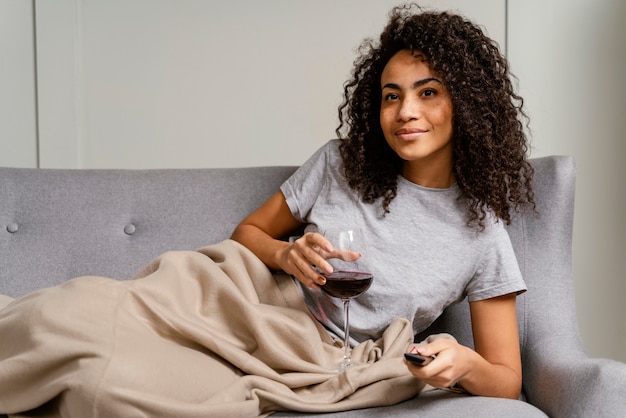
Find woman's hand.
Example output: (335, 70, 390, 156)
(230, 191, 361, 290)
(404, 338, 474, 389)
(404, 294, 523, 399)
(278, 232, 361, 290)
(277, 232, 332, 289)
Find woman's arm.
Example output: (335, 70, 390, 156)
(406, 293, 522, 399)
(465, 293, 522, 398)
(230, 191, 333, 289)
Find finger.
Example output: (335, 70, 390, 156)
(405, 357, 449, 385)
(283, 245, 322, 289)
(305, 232, 333, 252)
(328, 248, 361, 262)
(415, 339, 454, 357)
(289, 235, 330, 276)
(404, 361, 434, 382)
(292, 256, 327, 287)
(303, 242, 334, 275)
(291, 264, 322, 290)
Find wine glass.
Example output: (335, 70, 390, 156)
(319, 228, 373, 371)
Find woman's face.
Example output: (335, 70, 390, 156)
(379, 50, 454, 187)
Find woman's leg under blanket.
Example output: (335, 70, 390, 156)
(0, 276, 242, 417)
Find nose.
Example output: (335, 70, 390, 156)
(398, 96, 421, 121)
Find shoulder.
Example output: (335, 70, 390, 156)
(481, 214, 512, 244)
(463, 214, 513, 255)
(299, 139, 341, 169)
(323, 139, 341, 162)
(281, 140, 345, 202)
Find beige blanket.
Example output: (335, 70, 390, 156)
(0, 240, 428, 417)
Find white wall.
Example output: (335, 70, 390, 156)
(508, 0, 626, 362)
(30, 0, 504, 169)
(1, 0, 624, 362)
(0, 0, 37, 167)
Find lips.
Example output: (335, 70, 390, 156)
(395, 127, 427, 141)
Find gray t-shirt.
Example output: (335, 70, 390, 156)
(280, 140, 526, 344)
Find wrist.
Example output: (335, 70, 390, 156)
(456, 348, 522, 399)
(273, 241, 292, 272)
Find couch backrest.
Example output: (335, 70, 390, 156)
(0, 166, 296, 297)
(0, 157, 581, 384)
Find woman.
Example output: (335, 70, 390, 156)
(231, 4, 534, 399)
(0, 5, 535, 416)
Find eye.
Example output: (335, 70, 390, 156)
(384, 93, 399, 101)
(421, 88, 437, 97)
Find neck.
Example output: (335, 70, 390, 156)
(401, 163, 456, 188)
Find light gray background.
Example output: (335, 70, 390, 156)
(1, 0, 624, 362)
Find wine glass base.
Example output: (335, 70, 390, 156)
(334, 358, 354, 372)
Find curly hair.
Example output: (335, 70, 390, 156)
(336, 3, 535, 228)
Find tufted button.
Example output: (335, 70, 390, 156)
(6, 222, 19, 233)
(124, 224, 136, 235)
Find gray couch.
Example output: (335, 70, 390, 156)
(1, 156, 625, 417)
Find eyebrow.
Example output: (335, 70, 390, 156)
(382, 77, 442, 90)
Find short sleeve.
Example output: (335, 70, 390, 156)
(465, 223, 527, 302)
(280, 140, 335, 222)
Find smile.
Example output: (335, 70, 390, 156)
(395, 128, 427, 141)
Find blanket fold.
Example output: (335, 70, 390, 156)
(0, 240, 427, 417)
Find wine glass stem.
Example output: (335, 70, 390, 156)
(342, 298, 351, 365)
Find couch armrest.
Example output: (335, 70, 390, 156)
(523, 339, 626, 417)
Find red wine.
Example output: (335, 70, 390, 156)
(321, 271, 373, 299)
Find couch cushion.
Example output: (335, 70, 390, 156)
(273, 390, 547, 417)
